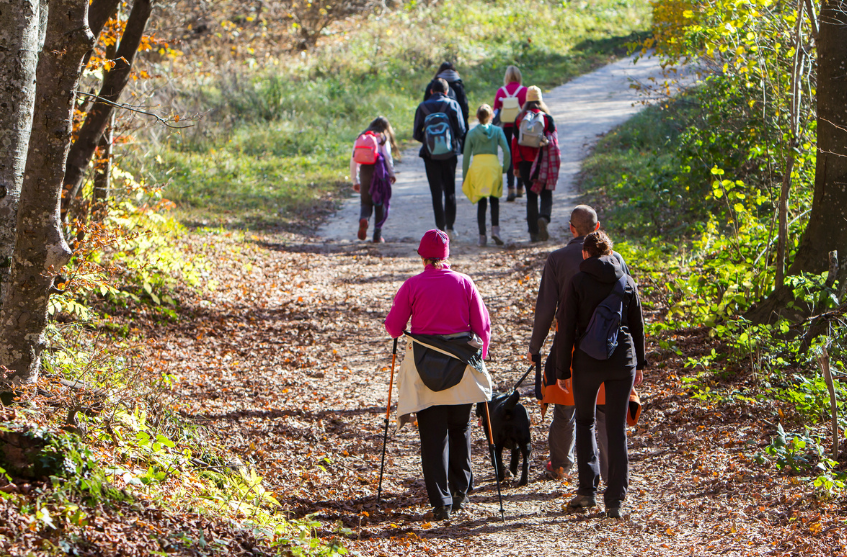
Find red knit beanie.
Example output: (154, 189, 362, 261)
(417, 229, 450, 259)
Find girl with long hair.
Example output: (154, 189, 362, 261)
(350, 116, 399, 243)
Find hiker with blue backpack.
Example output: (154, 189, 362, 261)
(555, 230, 646, 519)
(351, 117, 399, 243)
(492, 66, 528, 202)
(423, 62, 470, 140)
(512, 86, 559, 242)
(414, 78, 467, 238)
(461, 104, 510, 247)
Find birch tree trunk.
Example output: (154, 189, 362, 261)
(0, 0, 46, 304)
(0, 0, 95, 384)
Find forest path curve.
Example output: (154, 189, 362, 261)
(318, 53, 666, 246)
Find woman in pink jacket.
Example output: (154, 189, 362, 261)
(385, 229, 492, 521)
(493, 66, 528, 201)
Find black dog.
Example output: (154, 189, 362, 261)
(477, 390, 532, 486)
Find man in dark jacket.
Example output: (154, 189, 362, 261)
(423, 62, 470, 136)
(413, 78, 466, 237)
(527, 205, 629, 480)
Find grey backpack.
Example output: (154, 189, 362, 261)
(518, 111, 545, 148)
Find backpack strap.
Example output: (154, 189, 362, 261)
(504, 86, 518, 99)
(610, 274, 628, 307)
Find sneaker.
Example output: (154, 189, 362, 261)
(357, 218, 368, 241)
(491, 226, 504, 246)
(545, 460, 567, 480)
(372, 229, 384, 243)
(446, 229, 458, 241)
(537, 218, 549, 241)
(530, 233, 540, 243)
(433, 505, 451, 521)
(478, 234, 487, 247)
(506, 188, 516, 202)
(606, 506, 623, 519)
(451, 492, 468, 512)
(566, 494, 597, 510)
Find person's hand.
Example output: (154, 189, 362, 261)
(390, 175, 397, 184)
(526, 351, 535, 362)
(557, 379, 570, 392)
(635, 369, 644, 386)
(513, 168, 520, 177)
(352, 183, 361, 192)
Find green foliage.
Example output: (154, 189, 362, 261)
(52, 166, 209, 325)
(582, 0, 845, 496)
(137, 0, 652, 226)
(756, 423, 846, 498)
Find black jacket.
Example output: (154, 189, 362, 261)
(413, 93, 466, 159)
(529, 235, 630, 354)
(555, 255, 646, 380)
(424, 76, 470, 134)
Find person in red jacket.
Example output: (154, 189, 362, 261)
(511, 86, 556, 242)
(493, 66, 528, 201)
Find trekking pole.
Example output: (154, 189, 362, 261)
(483, 400, 506, 521)
(376, 338, 398, 506)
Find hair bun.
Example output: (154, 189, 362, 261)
(583, 230, 613, 257)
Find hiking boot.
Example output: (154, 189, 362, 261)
(516, 187, 524, 198)
(545, 460, 567, 480)
(530, 233, 540, 243)
(446, 229, 458, 241)
(506, 188, 516, 202)
(451, 492, 468, 512)
(491, 226, 504, 246)
(566, 494, 597, 511)
(606, 506, 623, 519)
(372, 229, 384, 243)
(537, 218, 549, 241)
(433, 505, 451, 521)
(478, 234, 487, 247)
(357, 218, 368, 241)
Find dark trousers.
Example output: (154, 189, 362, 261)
(518, 161, 552, 235)
(503, 126, 522, 191)
(358, 164, 385, 229)
(416, 403, 473, 508)
(423, 157, 458, 231)
(572, 367, 635, 506)
(477, 196, 500, 235)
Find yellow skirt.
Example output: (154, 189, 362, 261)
(462, 154, 503, 204)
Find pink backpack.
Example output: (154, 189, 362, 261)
(353, 131, 380, 165)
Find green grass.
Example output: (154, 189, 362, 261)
(139, 0, 652, 228)
(579, 101, 690, 239)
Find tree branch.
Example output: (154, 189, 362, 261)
(74, 91, 193, 129)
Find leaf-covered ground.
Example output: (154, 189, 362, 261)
(140, 230, 845, 556)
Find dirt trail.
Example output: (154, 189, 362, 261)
(150, 57, 840, 556)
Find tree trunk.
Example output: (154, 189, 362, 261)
(749, 2, 847, 323)
(62, 0, 152, 219)
(0, 0, 46, 304)
(0, 0, 95, 384)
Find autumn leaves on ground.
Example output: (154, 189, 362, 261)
(136, 232, 840, 556)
